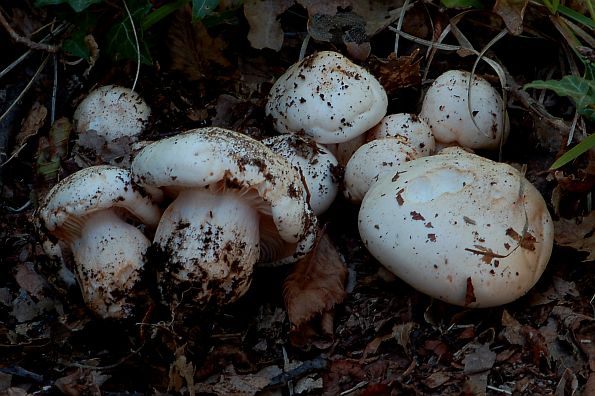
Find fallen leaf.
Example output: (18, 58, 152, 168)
(168, 5, 232, 81)
(425, 371, 451, 389)
(11, 102, 47, 158)
(194, 364, 280, 395)
(462, 343, 496, 395)
(284, 233, 347, 347)
(493, 0, 529, 35)
(168, 345, 195, 395)
(367, 50, 422, 95)
(244, 0, 294, 51)
(554, 212, 595, 261)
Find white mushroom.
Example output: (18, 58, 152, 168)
(358, 148, 554, 307)
(73, 85, 151, 164)
(323, 134, 366, 167)
(266, 51, 388, 144)
(367, 113, 435, 156)
(131, 127, 317, 306)
(38, 165, 162, 319)
(419, 70, 506, 150)
(344, 138, 419, 203)
(262, 135, 339, 216)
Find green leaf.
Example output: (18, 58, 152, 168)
(142, 0, 190, 30)
(441, 0, 484, 9)
(192, 0, 219, 20)
(524, 75, 595, 121)
(35, 0, 102, 12)
(550, 133, 595, 169)
(106, 0, 153, 64)
(62, 13, 98, 59)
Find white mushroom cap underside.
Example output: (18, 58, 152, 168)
(419, 70, 505, 150)
(367, 113, 435, 156)
(358, 150, 554, 307)
(266, 51, 388, 144)
(73, 85, 151, 141)
(131, 127, 317, 261)
(39, 165, 162, 233)
(262, 135, 339, 215)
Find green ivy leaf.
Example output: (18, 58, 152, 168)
(62, 13, 98, 59)
(192, 0, 219, 20)
(525, 75, 595, 121)
(35, 0, 102, 12)
(105, 0, 153, 64)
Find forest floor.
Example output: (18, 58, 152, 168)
(0, 1, 594, 395)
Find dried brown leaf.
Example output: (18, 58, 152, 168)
(244, 0, 294, 51)
(168, 6, 231, 81)
(367, 50, 422, 95)
(284, 233, 347, 328)
(11, 102, 47, 157)
(554, 212, 595, 261)
(168, 345, 195, 395)
(493, 0, 529, 35)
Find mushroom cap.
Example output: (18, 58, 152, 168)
(266, 51, 388, 144)
(73, 85, 151, 143)
(358, 148, 554, 307)
(367, 113, 435, 156)
(131, 127, 318, 264)
(323, 133, 366, 167)
(262, 134, 339, 215)
(419, 70, 505, 150)
(344, 138, 419, 203)
(39, 165, 162, 238)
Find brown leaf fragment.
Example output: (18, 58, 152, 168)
(396, 188, 405, 206)
(244, 0, 294, 51)
(425, 371, 450, 389)
(465, 245, 507, 264)
(554, 212, 595, 261)
(284, 233, 347, 346)
(493, 0, 529, 35)
(506, 227, 536, 251)
(11, 102, 47, 157)
(464, 277, 476, 306)
(168, 346, 195, 395)
(410, 211, 425, 221)
(367, 50, 421, 95)
(168, 6, 232, 81)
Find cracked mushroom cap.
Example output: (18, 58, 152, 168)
(358, 148, 554, 307)
(266, 51, 388, 144)
(73, 85, 151, 151)
(419, 70, 506, 150)
(131, 127, 318, 265)
(262, 134, 339, 215)
(38, 165, 162, 318)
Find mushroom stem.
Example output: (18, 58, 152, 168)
(70, 210, 151, 318)
(154, 188, 261, 305)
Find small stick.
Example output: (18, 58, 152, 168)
(0, 9, 59, 53)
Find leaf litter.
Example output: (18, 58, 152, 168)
(0, 0, 594, 395)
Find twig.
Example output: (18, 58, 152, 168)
(265, 356, 328, 389)
(299, 34, 311, 61)
(0, 9, 59, 53)
(51, 54, 58, 124)
(393, 0, 411, 56)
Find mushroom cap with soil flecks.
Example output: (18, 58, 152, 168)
(419, 70, 506, 150)
(266, 51, 388, 144)
(38, 165, 162, 319)
(131, 127, 318, 306)
(358, 148, 554, 307)
(262, 134, 339, 216)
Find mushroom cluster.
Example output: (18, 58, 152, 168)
(38, 127, 317, 317)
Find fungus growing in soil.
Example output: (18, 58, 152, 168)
(262, 134, 339, 215)
(38, 165, 162, 319)
(344, 138, 419, 203)
(130, 127, 317, 306)
(419, 70, 506, 150)
(73, 85, 151, 164)
(266, 51, 388, 144)
(367, 113, 435, 156)
(358, 148, 554, 307)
